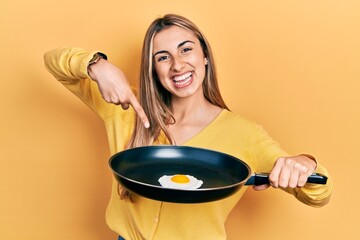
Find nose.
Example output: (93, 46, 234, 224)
(171, 56, 185, 72)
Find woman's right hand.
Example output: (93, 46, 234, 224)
(88, 59, 150, 128)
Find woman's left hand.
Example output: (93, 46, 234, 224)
(253, 155, 317, 191)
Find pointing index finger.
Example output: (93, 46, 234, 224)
(129, 95, 150, 128)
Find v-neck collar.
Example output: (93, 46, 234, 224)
(180, 109, 228, 146)
(155, 109, 229, 146)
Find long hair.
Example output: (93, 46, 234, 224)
(120, 14, 229, 200)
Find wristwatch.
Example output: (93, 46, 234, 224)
(88, 52, 108, 66)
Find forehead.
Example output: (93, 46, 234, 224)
(152, 25, 199, 53)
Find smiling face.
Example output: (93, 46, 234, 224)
(152, 26, 208, 100)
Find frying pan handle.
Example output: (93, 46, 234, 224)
(245, 173, 328, 186)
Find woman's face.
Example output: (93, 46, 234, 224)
(152, 26, 207, 100)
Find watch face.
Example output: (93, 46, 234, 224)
(89, 54, 100, 65)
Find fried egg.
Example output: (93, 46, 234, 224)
(158, 174, 203, 190)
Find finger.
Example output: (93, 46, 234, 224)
(297, 165, 309, 187)
(102, 94, 112, 103)
(107, 92, 122, 105)
(288, 163, 301, 188)
(253, 184, 270, 191)
(278, 158, 294, 188)
(269, 157, 285, 188)
(129, 95, 150, 128)
(121, 103, 130, 110)
(110, 96, 121, 105)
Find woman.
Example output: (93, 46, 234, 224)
(44, 14, 332, 240)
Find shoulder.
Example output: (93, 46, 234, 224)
(216, 109, 272, 141)
(219, 110, 261, 129)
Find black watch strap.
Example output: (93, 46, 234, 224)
(88, 52, 108, 66)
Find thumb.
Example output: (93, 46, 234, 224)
(252, 184, 270, 191)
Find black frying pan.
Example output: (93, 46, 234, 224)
(109, 146, 327, 203)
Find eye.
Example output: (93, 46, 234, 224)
(181, 47, 192, 54)
(156, 55, 170, 62)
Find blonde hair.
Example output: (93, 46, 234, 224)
(120, 14, 229, 200)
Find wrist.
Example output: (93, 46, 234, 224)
(87, 52, 107, 80)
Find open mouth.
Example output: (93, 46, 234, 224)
(172, 72, 193, 88)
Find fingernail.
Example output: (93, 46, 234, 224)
(144, 122, 150, 128)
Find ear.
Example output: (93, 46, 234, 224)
(204, 57, 208, 65)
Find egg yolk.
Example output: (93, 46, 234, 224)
(170, 174, 190, 184)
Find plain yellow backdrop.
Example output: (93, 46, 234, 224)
(1, 0, 359, 239)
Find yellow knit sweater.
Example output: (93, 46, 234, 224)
(44, 47, 332, 240)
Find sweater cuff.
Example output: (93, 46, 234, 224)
(297, 153, 318, 172)
(81, 51, 108, 79)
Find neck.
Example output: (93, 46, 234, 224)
(167, 93, 223, 145)
(170, 93, 220, 123)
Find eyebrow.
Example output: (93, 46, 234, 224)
(153, 40, 195, 57)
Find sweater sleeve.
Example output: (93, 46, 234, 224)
(252, 125, 332, 207)
(283, 163, 332, 207)
(43, 47, 120, 120)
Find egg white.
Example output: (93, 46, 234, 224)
(158, 174, 203, 190)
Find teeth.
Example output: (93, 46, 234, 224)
(174, 77, 191, 87)
(173, 72, 192, 82)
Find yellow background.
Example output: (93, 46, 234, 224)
(1, 0, 359, 239)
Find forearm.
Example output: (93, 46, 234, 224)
(44, 47, 99, 84)
(44, 47, 148, 126)
(44, 47, 113, 119)
(252, 126, 332, 207)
